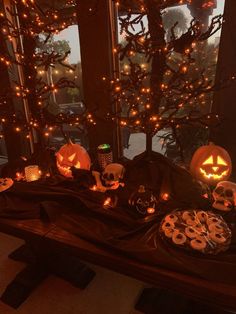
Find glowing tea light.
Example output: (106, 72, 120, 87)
(15, 172, 24, 181)
(103, 197, 112, 208)
(103, 196, 118, 209)
(91, 185, 97, 191)
(24, 165, 41, 182)
(161, 193, 170, 201)
(147, 207, 155, 214)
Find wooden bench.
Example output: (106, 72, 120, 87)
(0, 218, 236, 312)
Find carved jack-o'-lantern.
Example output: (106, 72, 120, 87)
(56, 141, 91, 177)
(190, 143, 232, 184)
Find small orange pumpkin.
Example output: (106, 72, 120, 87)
(190, 142, 232, 184)
(56, 140, 91, 178)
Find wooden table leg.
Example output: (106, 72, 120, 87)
(135, 287, 189, 314)
(135, 288, 232, 314)
(1, 264, 48, 309)
(1, 241, 95, 308)
(48, 254, 96, 289)
(8, 244, 36, 264)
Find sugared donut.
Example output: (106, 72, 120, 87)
(165, 214, 178, 223)
(186, 216, 197, 226)
(185, 226, 198, 239)
(190, 237, 207, 251)
(182, 211, 193, 221)
(164, 228, 174, 238)
(209, 232, 226, 244)
(208, 223, 224, 233)
(194, 223, 205, 231)
(172, 230, 187, 245)
(161, 221, 175, 232)
(207, 217, 221, 225)
(199, 231, 208, 237)
(196, 211, 208, 222)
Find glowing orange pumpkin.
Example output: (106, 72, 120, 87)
(56, 141, 91, 177)
(190, 142, 232, 184)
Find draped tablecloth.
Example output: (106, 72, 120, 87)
(0, 152, 236, 285)
(0, 170, 236, 284)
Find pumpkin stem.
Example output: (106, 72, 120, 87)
(67, 138, 74, 145)
(60, 125, 72, 144)
(138, 185, 146, 193)
(208, 141, 215, 146)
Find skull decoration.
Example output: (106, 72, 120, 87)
(56, 141, 91, 178)
(190, 142, 232, 184)
(213, 181, 236, 211)
(102, 163, 125, 190)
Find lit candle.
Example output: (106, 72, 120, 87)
(24, 165, 41, 182)
(147, 207, 155, 214)
(103, 197, 112, 209)
(161, 193, 170, 201)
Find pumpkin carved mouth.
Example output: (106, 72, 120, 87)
(199, 168, 229, 180)
(56, 163, 72, 177)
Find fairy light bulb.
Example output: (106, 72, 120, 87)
(115, 86, 121, 92)
(161, 193, 169, 201)
(91, 185, 97, 191)
(131, 110, 137, 116)
(103, 198, 111, 206)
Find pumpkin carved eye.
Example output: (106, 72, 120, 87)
(68, 153, 76, 162)
(57, 153, 63, 163)
(74, 161, 81, 169)
(217, 156, 227, 166)
(202, 156, 213, 165)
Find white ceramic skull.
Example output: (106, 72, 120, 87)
(213, 181, 236, 211)
(102, 163, 125, 189)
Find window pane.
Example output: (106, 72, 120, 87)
(117, 0, 225, 162)
(35, 6, 88, 150)
(159, 1, 225, 164)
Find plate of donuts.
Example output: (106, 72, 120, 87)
(159, 209, 232, 255)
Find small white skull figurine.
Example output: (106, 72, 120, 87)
(213, 181, 236, 211)
(102, 163, 125, 190)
